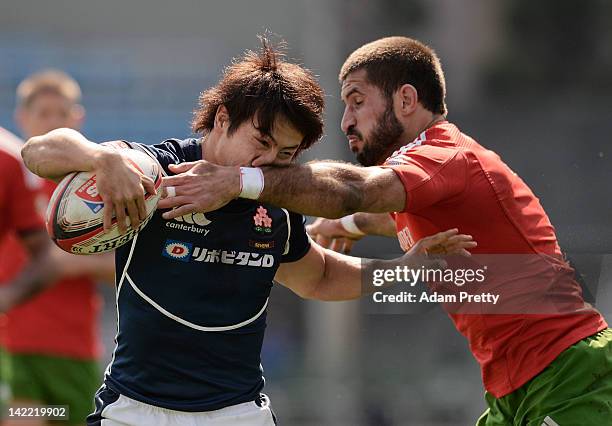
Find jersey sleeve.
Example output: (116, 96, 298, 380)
(383, 146, 468, 213)
(0, 153, 45, 235)
(281, 211, 311, 263)
(122, 139, 200, 174)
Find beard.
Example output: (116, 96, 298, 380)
(355, 103, 405, 166)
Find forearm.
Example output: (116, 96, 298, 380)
(51, 248, 116, 283)
(258, 161, 404, 218)
(21, 128, 116, 180)
(2, 242, 61, 310)
(281, 229, 468, 302)
(353, 212, 397, 237)
(310, 250, 395, 301)
(159, 159, 405, 221)
(311, 250, 363, 301)
(276, 244, 371, 301)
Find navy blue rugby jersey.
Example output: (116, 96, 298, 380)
(104, 138, 310, 411)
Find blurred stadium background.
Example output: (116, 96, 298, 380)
(1, 1, 611, 424)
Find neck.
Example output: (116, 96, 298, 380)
(379, 113, 445, 161)
(409, 112, 445, 141)
(200, 133, 216, 163)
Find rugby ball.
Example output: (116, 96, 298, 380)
(46, 149, 162, 254)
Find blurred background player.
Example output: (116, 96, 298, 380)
(0, 126, 58, 417)
(0, 70, 114, 426)
(0, 126, 85, 421)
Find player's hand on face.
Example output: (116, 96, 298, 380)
(94, 149, 156, 234)
(403, 228, 477, 269)
(159, 160, 240, 219)
(307, 218, 362, 254)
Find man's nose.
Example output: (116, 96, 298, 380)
(341, 106, 355, 135)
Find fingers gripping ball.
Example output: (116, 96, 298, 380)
(46, 149, 162, 254)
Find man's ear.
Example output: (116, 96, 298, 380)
(214, 105, 230, 130)
(394, 84, 419, 117)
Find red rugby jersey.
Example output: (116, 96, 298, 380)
(0, 127, 45, 348)
(0, 130, 101, 359)
(0, 127, 44, 241)
(384, 121, 607, 397)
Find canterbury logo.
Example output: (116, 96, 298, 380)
(173, 212, 211, 226)
(165, 212, 212, 235)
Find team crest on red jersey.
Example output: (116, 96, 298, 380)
(253, 206, 272, 234)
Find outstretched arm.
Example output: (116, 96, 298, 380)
(256, 162, 405, 218)
(307, 213, 396, 254)
(0, 235, 116, 313)
(159, 160, 406, 220)
(54, 250, 116, 284)
(276, 229, 475, 301)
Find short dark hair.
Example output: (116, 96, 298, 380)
(339, 36, 446, 115)
(193, 37, 325, 152)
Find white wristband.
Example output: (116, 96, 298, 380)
(339, 214, 365, 236)
(239, 167, 265, 200)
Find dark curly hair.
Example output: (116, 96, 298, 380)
(192, 37, 325, 153)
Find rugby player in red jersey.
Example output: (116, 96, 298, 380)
(0, 125, 72, 420)
(159, 37, 612, 424)
(1, 70, 114, 426)
(0, 126, 59, 312)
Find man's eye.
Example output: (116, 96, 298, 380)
(354, 99, 363, 106)
(257, 139, 270, 148)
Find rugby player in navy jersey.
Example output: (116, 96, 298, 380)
(22, 40, 474, 426)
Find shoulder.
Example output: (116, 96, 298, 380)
(0, 127, 24, 163)
(0, 127, 23, 152)
(156, 138, 202, 161)
(384, 122, 466, 167)
(0, 137, 43, 190)
(147, 138, 201, 161)
(128, 138, 202, 172)
(263, 205, 306, 226)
